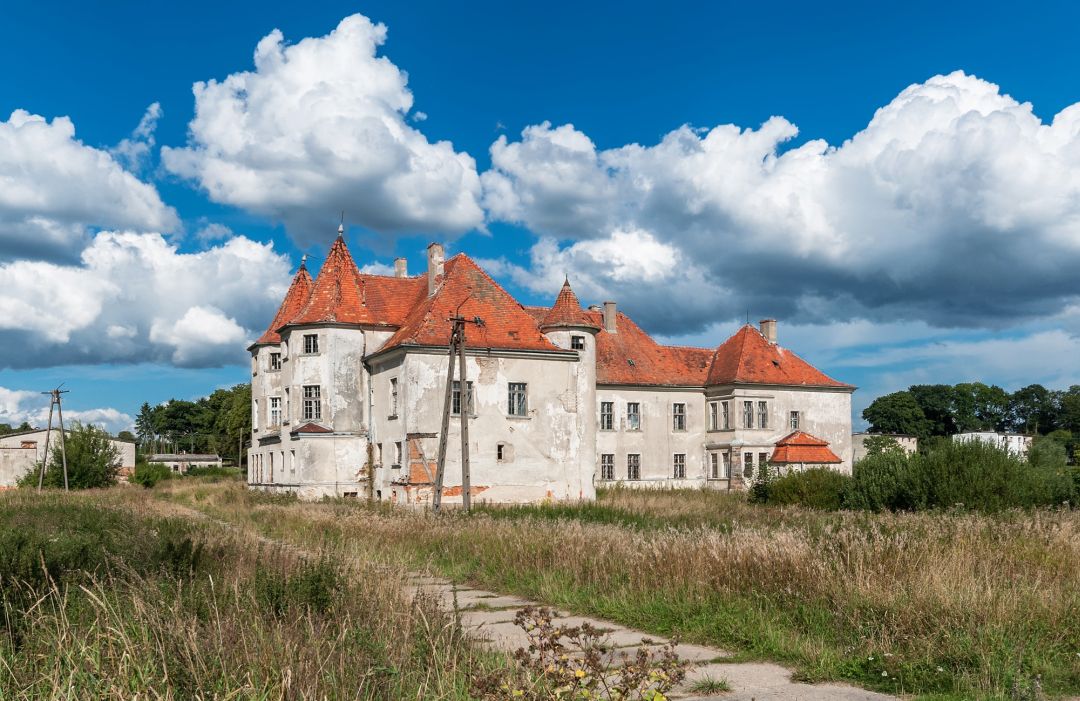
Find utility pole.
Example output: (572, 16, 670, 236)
(433, 315, 484, 512)
(37, 387, 70, 491)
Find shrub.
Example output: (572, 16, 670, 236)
(765, 467, 850, 510)
(18, 422, 121, 490)
(847, 440, 1073, 512)
(131, 461, 174, 488)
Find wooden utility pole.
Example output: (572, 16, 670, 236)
(37, 387, 70, 491)
(433, 315, 484, 512)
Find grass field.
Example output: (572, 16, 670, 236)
(0, 487, 498, 700)
(154, 481, 1080, 701)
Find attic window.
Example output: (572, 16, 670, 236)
(627, 359, 635, 366)
(508, 331, 518, 338)
(772, 360, 781, 367)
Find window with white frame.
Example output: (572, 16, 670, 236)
(600, 402, 614, 430)
(790, 410, 800, 430)
(303, 333, 319, 354)
(672, 403, 686, 431)
(722, 452, 731, 478)
(743, 401, 754, 428)
(673, 453, 686, 479)
(743, 452, 754, 477)
(508, 383, 528, 416)
(626, 402, 641, 430)
(627, 454, 641, 480)
(600, 453, 615, 480)
(269, 397, 281, 426)
(571, 335, 585, 350)
(710, 453, 720, 479)
(758, 401, 768, 429)
(390, 378, 399, 417)
(302, 385, 321, 421)
(269, 352, 282, 371)
(709, 402, 718, 430)
(452, 380, 475, 415)
(723, 401, 731, 430)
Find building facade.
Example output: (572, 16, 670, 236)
(0, 427, 136, 487)
(248, 233, 855, 503)
(952, 432, 1033, 458)
(852, 432, 919, 463)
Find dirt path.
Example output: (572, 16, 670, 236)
(171, 502, 896, 700)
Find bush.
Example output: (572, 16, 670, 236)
(131, 461, 174, 488)
(765, 467, 850, 510)
(186, 465, 242, 481)
(848, 440, 1073, 512)
(18, 422, 121, 490)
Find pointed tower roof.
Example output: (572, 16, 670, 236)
(289, 235, 376, 326)
(539, 278, 601, 331)
(705, 325, 852, 388)
(770, 431, 842, 464)
(252, 259, 312, 346)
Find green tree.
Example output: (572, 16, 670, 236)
(953, 382, 1010, 432)
(863, 434, 904, 458)
(25, 422, 122, 490)
(1008, 384, 1060, 434)
(863, 391, 929, 438)
(909, 384, 959, 436)
(117, 430, 136, 442)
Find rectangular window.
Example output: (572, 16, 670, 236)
(758, 401, 768, 429)
(390, 378, 399, 417)
(627, 454, 641, 480)
(394, 441, 403, 467)
(269, 397, 281, 426)
(743, 400, 754, 428)
(508, 383, 528, 416)
(759, 452, 769, 472)
(290, 450, 296, 473)
(744, 452, 754, 473)
(723, 401, 731, 430)
(452, 380, 475, 415)
(284, 388, 290, 423)
(303, 333, 319, 354)
(253, 399, 259, 431)
(673, 453, 686, 479)
(790, 410, 800, 430)
(672, 403, 686, 431)
(710, 453, 719, 479)
(600, 453, 615, 480)
(709, 402, 718, 430)
(269, 352, 282, 371)
(571, 335, 585, 350)
(269, 452, 274, 482)
(722, 453, 731, 479)
(626, 402, 641, 431)
(600, 401, 614, 430)
(302, 385, 321, 421)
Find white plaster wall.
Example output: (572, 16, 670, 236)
(595, 387, 707, 487)
(0, 449, 35, 486)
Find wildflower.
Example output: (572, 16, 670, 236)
(881, 671, 888, 677)
(575, 669, 586, 678)
(937, 666, 944, 672)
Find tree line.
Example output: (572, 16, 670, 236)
(863, 382, 1080, 447)
(134, 384, 251, 461)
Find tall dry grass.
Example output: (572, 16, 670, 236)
(159, 481, 1080, 700)
(0, 488, 496, 700)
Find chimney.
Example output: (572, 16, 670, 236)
(759, 318, 777, 344)
(427, 243, 444, 295)
(603, 301, 617, 333)
(394, 257, 408, 278)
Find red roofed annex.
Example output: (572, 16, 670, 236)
(247, 232, 855, 502)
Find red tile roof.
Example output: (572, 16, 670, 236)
(590, 310, 712, 386)
(291, 422, 332, 434)
(706, 325, 851, 388)
(540, 279, 600, 330)
(378, 254, 563, 354)
(770, 431, 842, 464)
(254, 262, 312, 346)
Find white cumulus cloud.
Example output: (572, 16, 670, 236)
(481, 71, 1080, 336)
(0, 109, 178, 262)
(162, 14, 483, 247)
(0, 385, 133, 434)
(0, 230, 293, 368)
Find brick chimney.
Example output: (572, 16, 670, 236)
(394, 257, 408, 278)
(603, 301, 617, 333)
(759, 318, 777, 344)
(427, 243, 444, 295)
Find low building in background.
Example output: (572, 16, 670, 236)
(952, 432, 1033, 458)
(149, 453, 223, 474)
(852, 432, 919, 462)
(0, 427, 136, 487)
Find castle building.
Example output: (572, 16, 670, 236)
(248, 232, 855, 502)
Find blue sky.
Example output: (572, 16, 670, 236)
(2, 0, 1080, 431)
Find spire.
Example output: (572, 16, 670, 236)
(337, 211, 345, 239)
(539, 277, 600, 331)
(290, 234, 375, 325)
(253, 260, 314, 345)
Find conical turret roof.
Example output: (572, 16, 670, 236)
(253, 260, 312, 346)
(289, 235, 375, 326)
(539, 278, 600, 330)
